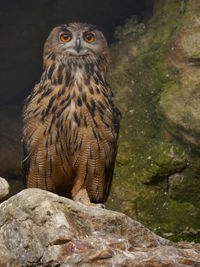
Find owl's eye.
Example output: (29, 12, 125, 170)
(83, 32, 95, 43)
(60, 32, 72, 42)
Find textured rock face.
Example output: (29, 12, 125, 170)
(0, 189, 200, 266)
(159, 11, 200, 147)
(106, 0, 200, 241)
(0, 243, 19, 267)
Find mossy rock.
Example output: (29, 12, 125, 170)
(107, 0, 200, 242)
(138, 141, 187, 184)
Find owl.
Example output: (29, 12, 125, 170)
(22, 22, 121, 204)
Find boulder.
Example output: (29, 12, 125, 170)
(0, 188, 200, 266)
(0, 177, 9, 200)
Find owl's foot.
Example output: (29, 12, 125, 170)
(73, 188, 105, 208)
(73, 188, 91, 205)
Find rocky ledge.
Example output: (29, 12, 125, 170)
(0, 188, 199, 266)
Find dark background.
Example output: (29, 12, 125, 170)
(0, 0, 153, 106)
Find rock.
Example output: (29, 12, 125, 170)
(0, 177, 9, 200)
(168, 171, 200, 205)
(0, 243, 19, 267)
(106, 0, 200, 240)
(138, 142, 187, 184)
(159, 21, 200, 147)
(156, 1, 200, 148)
(0, 189, 200, 266)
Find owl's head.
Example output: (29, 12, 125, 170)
(43, 22, 109, 69)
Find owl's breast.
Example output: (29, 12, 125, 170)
(57, 88, 117, 165)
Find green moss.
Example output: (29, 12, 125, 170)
(155, 200, 200, 242)
(137, 142, 187, 184)
(107, 0, 200, 242)
(169, 169, 200, 206)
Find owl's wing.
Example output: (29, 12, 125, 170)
(103, 93, 121, 202)
(21, 86, 37, 187)
(103, 145, 117, 202)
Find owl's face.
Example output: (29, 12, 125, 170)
(44, 22, 109, 66)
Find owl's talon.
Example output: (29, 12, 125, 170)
(73, 189, 105, 208)
(73, 188, 91, 205)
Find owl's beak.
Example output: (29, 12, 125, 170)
(75, 38, 81, 53)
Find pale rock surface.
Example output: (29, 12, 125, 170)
(0, 243, 19, 266)
(0, 189, 200, 266)
(0, 177, 9, 200)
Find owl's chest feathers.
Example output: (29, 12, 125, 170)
(29, 62, 114, 141)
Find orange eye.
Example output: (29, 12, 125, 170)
(84, 32, 95, 43)
(60, 32, 72, 42)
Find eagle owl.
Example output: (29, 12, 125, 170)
(22, 22, 121, 204)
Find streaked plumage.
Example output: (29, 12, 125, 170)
(22, 22, 121, 204)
